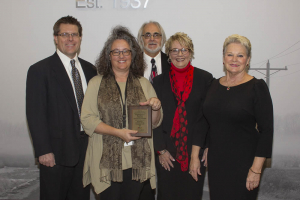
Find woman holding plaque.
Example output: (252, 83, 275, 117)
(80, 26, 162, 200)
(203, 34, 273, 200)
(152, 32, 213, 200)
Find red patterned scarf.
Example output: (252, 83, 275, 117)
(169, 62, 194, 171)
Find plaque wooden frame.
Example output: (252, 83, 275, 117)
(128, 105, 152, 137)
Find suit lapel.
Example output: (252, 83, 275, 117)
(79, 58, 93, 84)
(51, 53, 79, 117)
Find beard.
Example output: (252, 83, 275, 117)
(143, 43, 162, 55)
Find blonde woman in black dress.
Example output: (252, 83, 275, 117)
(203, 34, 273, 199)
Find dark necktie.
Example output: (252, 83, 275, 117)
(149, 58, 158, 84)
(70, 59, 84, 117)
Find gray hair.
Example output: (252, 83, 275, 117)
(96, 26, 145, 77)
(137, 21, 167, 50)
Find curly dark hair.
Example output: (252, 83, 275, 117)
(96, 26, 145, 77)
(53, 15, 82, 36)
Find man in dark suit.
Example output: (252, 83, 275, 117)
(26, 16, 97, 200)
(137, 21, 170, 200)
(137, 21, 170, 83)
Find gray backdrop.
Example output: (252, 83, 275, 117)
(0, 0, 300, 199)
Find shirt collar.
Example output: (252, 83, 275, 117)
(56, 48, 79, 67)
(144, 51, 161, 64)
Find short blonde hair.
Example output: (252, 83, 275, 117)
(165, 32, 194, 60)
(223, 34, 251, 58)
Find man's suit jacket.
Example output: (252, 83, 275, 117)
(160, 51, 170, 74)
(152, 67, 213, 158)
(26, 52, 97, 167)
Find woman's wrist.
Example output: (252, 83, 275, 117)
(249, 168, 261, 174)
(191, 145, 200, 159)
(157, 149, 167, 155)
(250, 157, 266, 174)
(114, 128, 123, 138)
(152, 108, 161, 126)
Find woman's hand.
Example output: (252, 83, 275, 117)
(159, 150, 175, 171)
(201, 148, 208, 167)
(140, 97, 161, 111)
(246, 169, 261, 191)
(140, 97, 162, 126)
(189, 156, 201, 181)
(246, 157, 265, 191)
(94, 122, 141, 143)
(117, 129, 141, 143)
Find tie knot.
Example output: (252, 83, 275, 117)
(70, 59, 76, 68)
(151, 58, 155, 64)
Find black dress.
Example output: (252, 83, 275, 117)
(203, 78, 273, 200)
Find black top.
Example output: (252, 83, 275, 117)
(153, 67, 213, 158)
(203, 78, 273, 199)
(160, 51, 171, 74)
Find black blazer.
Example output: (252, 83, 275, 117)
(26, 52, 97, 166)
(153, 67, 213, 158)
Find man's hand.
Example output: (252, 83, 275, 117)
(39, 153, 56, 167)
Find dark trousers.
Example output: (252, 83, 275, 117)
(39, 134, 90, 200)
(99, 168, 151, 200)
(138, 180, 155, 200)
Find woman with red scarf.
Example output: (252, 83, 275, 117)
(153, 32, 213, 200)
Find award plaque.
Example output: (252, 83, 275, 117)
(128, 105, 152, 137)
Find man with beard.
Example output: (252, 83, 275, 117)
(137, 21, 170, 200)
(137, 21, 170, 84)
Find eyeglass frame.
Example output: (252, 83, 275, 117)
(141, 32, 162, 39)
(169, 48, 190, 55)
(110, 49, 132, 56)
(57, 32, 80, 38)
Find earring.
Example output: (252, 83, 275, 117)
(167, 58, 171, 64)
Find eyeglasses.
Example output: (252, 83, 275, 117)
(142, 32, 162, 39)
(57, 33, 80, 38)
(169, 48, 189, 55)
(110, 49, 132, 56)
